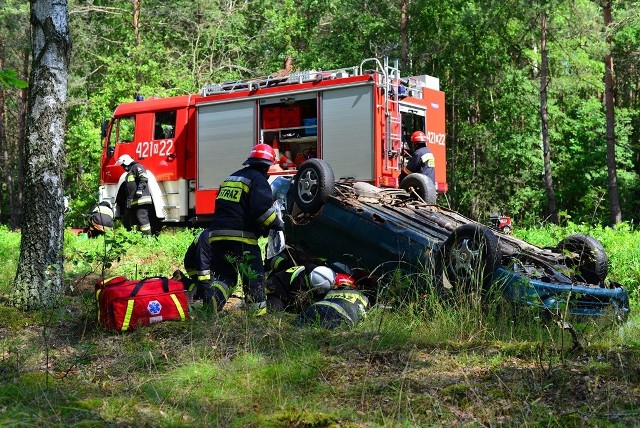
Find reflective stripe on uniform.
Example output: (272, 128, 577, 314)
(212, 280, 230, 299)
(208, 230, 258, 245)
(421, 152, 435, 167)
(209, 235, 258, 245)
(257, 206, 277, 226)
(286, 266, 306, 285)
(170, 294, 186, 320)
(312, 301, 353, 325)
(131, 196, 152, 206)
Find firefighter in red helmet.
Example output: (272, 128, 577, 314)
(205, 143, 285, 315)
(401, 130, 436, 183)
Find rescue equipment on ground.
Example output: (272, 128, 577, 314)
(95, 276, 189, 331)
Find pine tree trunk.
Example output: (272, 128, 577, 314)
(10, 0, 70, 310)
(540, 8, 558, 224)
(603, 0, 622, 224)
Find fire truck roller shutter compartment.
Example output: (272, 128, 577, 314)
(321, 86, 374, 182)
(197, 100, 255, 190)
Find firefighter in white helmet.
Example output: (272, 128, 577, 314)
(401, 130, 435, 183)
(206, 143, 285, 315)
(265, 264, 336, 312)
(115, 154, 153, 235)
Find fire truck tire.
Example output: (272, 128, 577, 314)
(293, 159, 335, 214)
(557, 234, 608, 286)
(400, 173, 437, 204)
(438, 224, 500, 298)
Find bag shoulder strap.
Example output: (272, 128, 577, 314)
(130, 276, 169, 297)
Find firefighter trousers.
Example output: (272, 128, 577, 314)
(209, 240, 265, 304)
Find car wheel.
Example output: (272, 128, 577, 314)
(558, 234, 608, 285)
(439, 224, 500, 295)
(400, 173, 437, 204)
(293, 159, 335, 213)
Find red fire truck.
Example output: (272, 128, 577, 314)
(99, 57, 447, 226)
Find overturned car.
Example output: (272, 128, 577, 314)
(275, 159, 630, 321)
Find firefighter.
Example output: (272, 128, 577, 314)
(295, 273, 370, 329)
(84, 201, 114, 238)
(401, 130, 435, 183)
(265, 250, 295, 277)
(207, 143, 285, 315)
(115, 154, 153, 235)
(173, 229, 230, 311)
(265, 264, 335, 312)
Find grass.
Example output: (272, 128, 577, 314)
(0, 225, 639, 426)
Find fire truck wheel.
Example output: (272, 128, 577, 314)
(400, 173, 437, 204)
(438, 224, 500, 299)
(557, 234, 608, 286)
(293, 159, 335, 213)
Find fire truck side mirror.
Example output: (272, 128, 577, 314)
(101, 119, 109, 140)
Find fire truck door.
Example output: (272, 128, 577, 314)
(321, 86, 374, 181)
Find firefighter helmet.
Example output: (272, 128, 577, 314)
(309, 266, 335, 293)
(410, 131, 428, 144)
(115, 154, 135, 167)
(244, 143, 276, 166)
(334, 273, 356, 288)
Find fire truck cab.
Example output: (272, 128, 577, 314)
(99, 57, 447, 226)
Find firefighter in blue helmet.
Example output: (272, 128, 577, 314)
(401, 130, 435, 183)
(116, 154, 153, 235)
(206, 144, 285, 315)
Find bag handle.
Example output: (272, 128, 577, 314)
(130, 276, 169, 297)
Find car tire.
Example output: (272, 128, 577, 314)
(438, 224, 500, 295)
(558, 234, 608, 285)
(293, 159, 335, 214)
(400, 173, 437, 204)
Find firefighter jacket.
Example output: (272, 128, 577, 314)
(265, 264, 320, 310)
(403, 146, 435, 182)
(296, 288, 370, 329)
(208, 166, 284, 245)
(125, 162, 152, 206)
(89, 202, 114, 231)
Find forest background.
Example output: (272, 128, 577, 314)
(1, 0, 639, 230)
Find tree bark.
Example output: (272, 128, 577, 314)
(10, 0, 70, 310)
(400, 0, 408, 71)
(0, 37, 5, 222)
(540, 8, 558, 224)
(603, 0, 622, 225)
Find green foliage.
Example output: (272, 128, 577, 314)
(0, 68, 27, 89)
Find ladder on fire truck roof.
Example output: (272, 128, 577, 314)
(360, 57, 402, 172)
(198, 57, 425, 98)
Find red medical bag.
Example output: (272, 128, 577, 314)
(95, 276, 189, 331)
